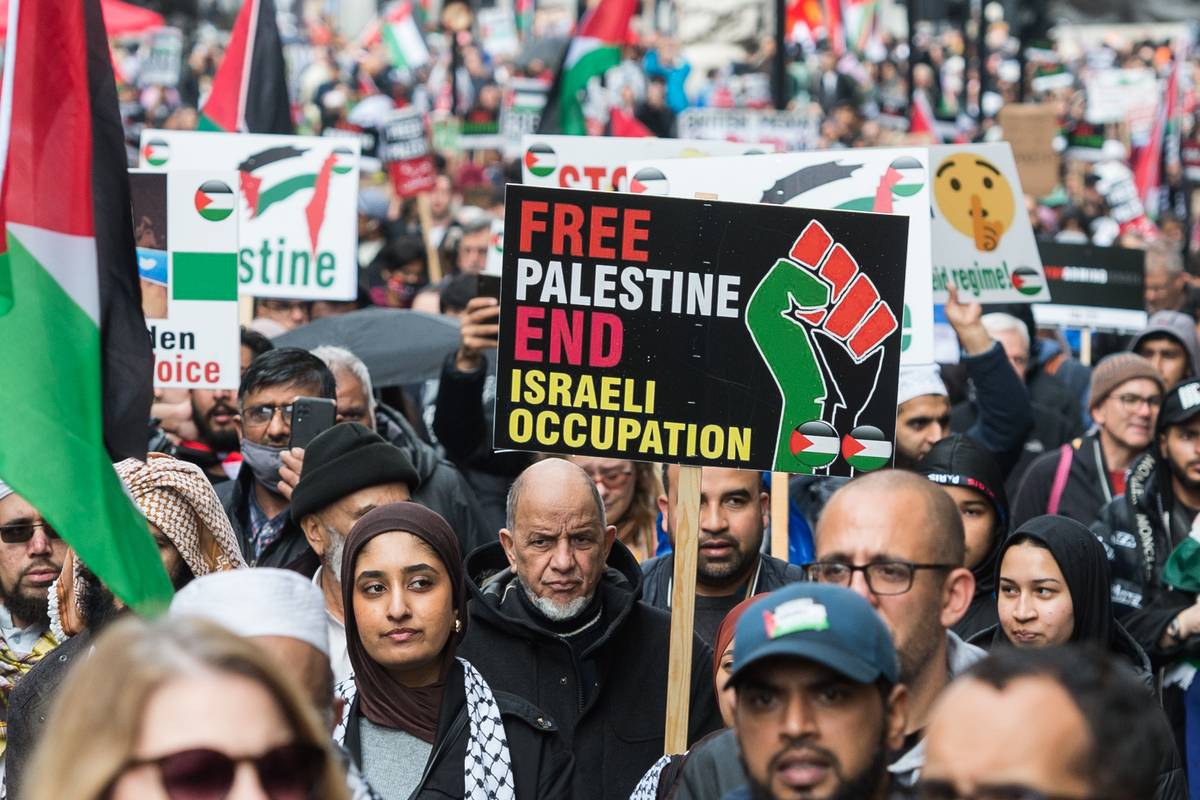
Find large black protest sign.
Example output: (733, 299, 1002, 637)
(494, 185, 909, 476)
(1033, 242, 1147, 333)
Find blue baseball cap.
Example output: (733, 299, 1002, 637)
(729, 583, 899, 686)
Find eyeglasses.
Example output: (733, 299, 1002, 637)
(592, 467, 634, 489)
(0, 520, 60, 545)
(914, 779, 1095, 800)
(803, 560, 955, 595)
(1112, 392, 1162, 412)
(121, 743, 324, 800)
(241, 403, 295, 427)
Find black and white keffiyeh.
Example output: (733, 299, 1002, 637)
(629, 754, 670, 800)
(334, 657, 516, 800)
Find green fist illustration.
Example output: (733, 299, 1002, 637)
(745, 220, 898, 472)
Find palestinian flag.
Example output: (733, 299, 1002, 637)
(789, 421, 840, 468)
(842, 426, 892, 472)
(381, 2, 430, 71)
(537, 0, 638, 135)
(332, 146, 355, 175)
(0, 0, 173, 612)
(843, 0, 878, 54)
(888, 156, 925, 198)
(629, 167, 669, 196)
(1011, 266, 1044, 297)
(199, 0, 292, 134)
(194, 180, 235, 222)
(142, 137, 170, 167)
(524, 142, 557, 178)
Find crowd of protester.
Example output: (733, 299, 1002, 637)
(2, 3, 1200, 800)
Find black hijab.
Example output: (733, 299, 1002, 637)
(996, 515, 1114, 646)
(341, 502, 466, 743)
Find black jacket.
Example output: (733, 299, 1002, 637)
(457, 541, 724, 800)
(216, 467, 315, 572)
(1011, 432, 1117, 529)
(639, 553, 805, 612)
(341, 659, 572, 799)
(941, 342, 1035, 476)
(375, 404, 493, 554)
(1091, 450, 1200, 665)
(6, 630, 93, 800)
(432, 356, 534, 534)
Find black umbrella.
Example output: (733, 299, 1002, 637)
(274, 308, 462, 387)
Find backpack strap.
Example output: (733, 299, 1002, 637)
(1047, 443, 1074, 515)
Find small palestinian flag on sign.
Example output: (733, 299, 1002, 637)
(888, 155, 925, 198)
(332, 146, 355, 175)
(194, 180, 235, 222)
(630, 167, 669, 196)
(900, 303, 912, 352)
(142, 138, 169, 167)
(524, 142, 557, 178)
(842, 426, 892, 472)
(1011, 266, 1044, 297)
(789, 421, 840, 468)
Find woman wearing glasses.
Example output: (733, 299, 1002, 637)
(334, 502, 570, 799)
(566, 457, 660, 562)
(25, 616, 348, 800)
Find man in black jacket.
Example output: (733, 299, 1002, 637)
(216, 348, 336, 570)
(458, 458, 723, 800)
(641, 466, 802, 646)
(312, 344, 491, 553)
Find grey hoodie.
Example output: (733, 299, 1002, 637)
(1131, 310, 1200, 380)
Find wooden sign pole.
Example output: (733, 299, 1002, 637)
(415, 192, 443, 283)
(1079, 327, 1093, 367)
(770, 472, 789, 561)
(664, 464, 701, 754)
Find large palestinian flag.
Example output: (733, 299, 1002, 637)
(537, 0, 637, 135)
(199, 0, 293, 134)
(0, 0, 174, 612)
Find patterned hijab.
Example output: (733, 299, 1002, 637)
(341, 502, 465, 743)
(52, 454, 245, 638)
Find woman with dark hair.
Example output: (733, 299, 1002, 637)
(970, 515, 1150, 686)
(333, 502, 570, 799)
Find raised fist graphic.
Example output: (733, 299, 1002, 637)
(746, 220, 898, 473)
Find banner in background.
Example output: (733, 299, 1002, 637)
(1032, 242, 1147, 333)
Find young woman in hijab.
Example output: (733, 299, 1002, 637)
(969, 515, 1151, 687)
(333, 502, 571, 799)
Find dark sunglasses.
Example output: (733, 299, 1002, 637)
(0, 520, 60, 545)
(122, 742, 323, 800)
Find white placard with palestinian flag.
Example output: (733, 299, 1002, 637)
(520, 134, 766, 192)
(625, 147, 934, 365)
(130, 170, 240, 390)
(928, 143, 1049, 304)
(138, 129, 361, 301)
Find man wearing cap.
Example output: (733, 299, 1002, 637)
(723, 583, 908, 800)
(895, 287, 1031, 471)
(916, 435, 1010, 640)
(290, 423, 419, 683)
(1012, 352, 1165, 527)
(169, 568, 382, 800)
(1132, 310, 1200, 391)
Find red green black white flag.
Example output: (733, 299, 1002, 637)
(199, 0, 293, 134)
(0, 0, 174, 613)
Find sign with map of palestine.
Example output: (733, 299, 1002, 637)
(138, 129, 361, 301)
(494, 186, 909, 476)
(626, 147, 935, 365)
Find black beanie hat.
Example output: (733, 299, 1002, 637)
(290, 423, 420, 522)
(915, 433, 1009, 527)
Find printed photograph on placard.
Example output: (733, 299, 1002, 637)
(131, 173, 170, 319)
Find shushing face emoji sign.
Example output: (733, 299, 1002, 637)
(928, 142, 1048, 305)
(932, 153, 1015, 252)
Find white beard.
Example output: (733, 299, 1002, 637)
(520, 580, 592, 621)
